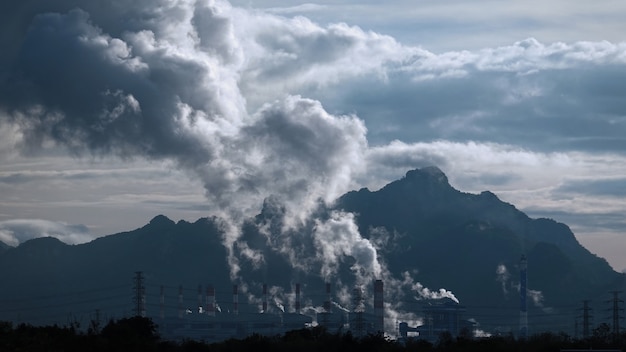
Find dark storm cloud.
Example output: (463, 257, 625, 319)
(3, 9, 178, 156)
(0, 0, 381, 281)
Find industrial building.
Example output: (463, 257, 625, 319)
(398, 299, 475, 342)
(153, 280, 385, 342)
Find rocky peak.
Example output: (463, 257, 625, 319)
(404, 166, 450, 186)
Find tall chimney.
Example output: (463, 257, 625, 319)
(295, 283, 301, 314)
(262, 284, 268, 313)
(160, 285, 165, 320)
(178, 285, 183, 319)
(207, 285, 216, 316)
(323, 282, 332, 313)
(233, 284, 239, 315)
(520, 254, 528, 339)
(374, 279, 384, 333)
(197, 284, 203, 314)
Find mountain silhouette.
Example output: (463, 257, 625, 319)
(0, 167, 623, 336)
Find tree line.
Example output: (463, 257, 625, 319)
(1, 317, 625, 351)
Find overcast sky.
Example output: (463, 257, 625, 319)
(1, 0, 625, 272)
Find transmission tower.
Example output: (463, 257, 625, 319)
(578, 300, 593, 339)
(133, 271, 146, 317)
(607, 291, 623, 337)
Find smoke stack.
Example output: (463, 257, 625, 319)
(520, 254, 528, 339)
(178, 285, 183, 319)
(262, 284, 268, 313)
(323, 282, 332, 313)
(207, 285, 216, 316)
(233, 284, 239, 315)
(295, 283, 301, 314)
(374, 279, 384, 333)
(198, 284, 203, 314)
(160, 285, 165, 320)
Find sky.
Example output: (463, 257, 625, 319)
(0, 0, 625, 273)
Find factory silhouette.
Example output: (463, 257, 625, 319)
(133, 256, 530, 343)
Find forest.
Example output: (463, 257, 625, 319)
(1, 317, 625, 351)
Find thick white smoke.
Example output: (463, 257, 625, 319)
(400, 271, 460, 304)
(496, 264, 510, 294)
(313, 211, 382, 284)
(0, 0, 379, 280)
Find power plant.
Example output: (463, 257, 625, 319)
(153, 280, 385, 342)
(136, 255, 538, 343)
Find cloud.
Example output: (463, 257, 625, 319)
(228, 1, 626, 53)
(0, 219, 91, 246)
(555, 178, 626, 197)
(313, 211, 381, 283)
(264, 4, 327, 15)
(311, 40, 626, 152)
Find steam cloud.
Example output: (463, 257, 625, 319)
(0, 1, 459, 330)
(496, 264, 510, 294)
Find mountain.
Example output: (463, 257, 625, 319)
(0, 240, 11, 253)
(334, 167, 625, 331)
(335, 167, 621, 298)
(0, 167, 623, 336)
(0, 216, 230, 326)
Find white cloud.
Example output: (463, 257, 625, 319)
(0, 219, 91, 246)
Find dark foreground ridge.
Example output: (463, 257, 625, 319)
(1, 317, 626, 352)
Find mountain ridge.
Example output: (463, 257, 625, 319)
(0, 166, 623, 335)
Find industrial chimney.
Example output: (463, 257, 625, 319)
(374, 279, 384, 334)
(519, 255, 528, 339)
(262, 283, 268, 313)
(323, 282, 332, 313)
(295, 283, 301, 314)
(160, 285, 165, 320)
(233, 284, 239, 315)
(197, 285, 203, 314)
(178, 285, 183, 319)
(207, 285, 216, 317)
